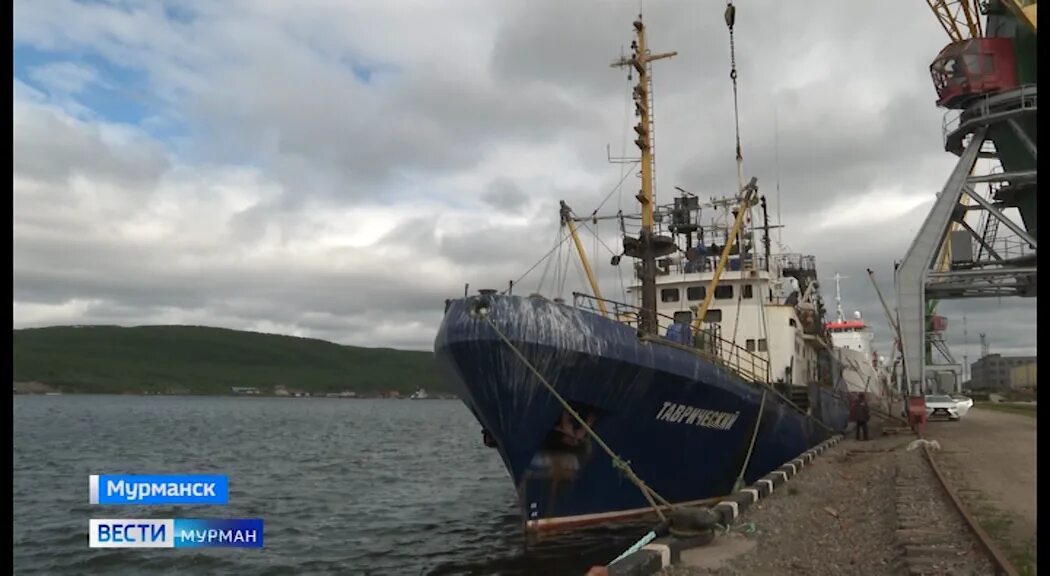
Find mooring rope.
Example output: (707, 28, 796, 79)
(733, 388, 767, 493)
(607, 529, 660, 567)
(480, 314, 674, 521)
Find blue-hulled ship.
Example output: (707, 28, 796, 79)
(434, 13, 850, 533)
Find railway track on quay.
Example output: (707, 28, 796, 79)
(651, 415, 1030, 576)
(893, 432, 1021, 576)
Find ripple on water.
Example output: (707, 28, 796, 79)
(15, 396, 649, 575)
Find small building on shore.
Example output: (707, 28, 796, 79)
(970, 354, 1037, 391)
(1010, 361, 1037, 390)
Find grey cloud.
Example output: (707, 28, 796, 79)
(188, 67, 595, 201)
(13, 0, 1036, 355)
(482, 179, 530, 212)
(14, 104, 169, 186)
(674, 87, 953, 220)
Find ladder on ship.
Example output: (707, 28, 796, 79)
(789, 387, 810, 412)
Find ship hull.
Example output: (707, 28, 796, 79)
(836, 347, 892, 413)
(434, 294, 849, 531)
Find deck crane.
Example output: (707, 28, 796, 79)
(895, 0, 1037, 401)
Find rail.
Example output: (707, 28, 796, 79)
(942, 84, 1037, 151)
(910, 420, 1023, 576)
(919, 445, 1021, 576)
(572, 292, 771, 384)
(774, 253, 816, 272)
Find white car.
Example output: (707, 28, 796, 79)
(925, 394, 967, 420)
(951, 395, 974, 417)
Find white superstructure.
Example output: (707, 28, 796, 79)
(823, 275, 891, 410)
(626, 247, 827, 392)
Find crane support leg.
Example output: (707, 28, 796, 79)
(895, 127, 988, 394)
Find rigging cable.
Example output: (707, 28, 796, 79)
(593, 216, 599, 297)
(619, 58, 632, 215)
(724, 1, 771, 380)
(618, 212, 629, 301)
(730, 252, 745, 366)
(554, 229, 564, 296)
(774, 106, 783, 246)
(592, 162, 640, 219)
(559, 240, 572, 298)
(576, 219, 630, 304)
(726, 1, 744, 194)
(534, 228, 566, 295)
(772, 0, 784, 247)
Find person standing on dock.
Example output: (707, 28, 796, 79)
(855, 394, 870, 441)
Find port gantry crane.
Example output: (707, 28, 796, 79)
(895, 0, 1036, 397)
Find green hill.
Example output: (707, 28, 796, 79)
(12, 325, 450, 396)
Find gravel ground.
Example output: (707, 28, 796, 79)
(661, 419, 1004, 576)
(662, 421, 907, 576)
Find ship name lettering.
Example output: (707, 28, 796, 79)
(656, 402, 739, 431)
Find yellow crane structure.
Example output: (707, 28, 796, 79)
(1006, 0, 1038, 32)
(926, 0, 984, 41)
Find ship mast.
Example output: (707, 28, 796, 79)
(613, 15, 676, 335)
(833, 273, 846, 323)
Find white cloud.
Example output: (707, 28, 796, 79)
(27, 61, 100, 95)
(12, 0, 1037, 355)
(807, 187, 935, 232)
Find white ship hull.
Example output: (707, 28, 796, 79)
(836, 347, 890, 410)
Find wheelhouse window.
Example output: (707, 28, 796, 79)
(686, 286, 706, 301)
(742, 284, 754, 299)
(746, 339, 756, 352)
(704, 309, 722, 323)
(660, 288, 680, 303)
(758, 339, 767, 352)
(714, 285, 733, 300)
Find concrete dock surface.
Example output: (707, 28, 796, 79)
(660, 406, 1037, 575)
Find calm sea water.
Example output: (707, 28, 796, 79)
(14, 396, 649, 575)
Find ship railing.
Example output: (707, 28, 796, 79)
(653, 254, 770, 276)
(572, 293, 771, 384)
(774, 253, 816, 272)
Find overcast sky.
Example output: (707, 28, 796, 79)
(13, 0, 1036, 366)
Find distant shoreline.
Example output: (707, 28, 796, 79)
(12, 381, 457, 399)
(14, 325, 453, 399)
(13, 390, 460, 400)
